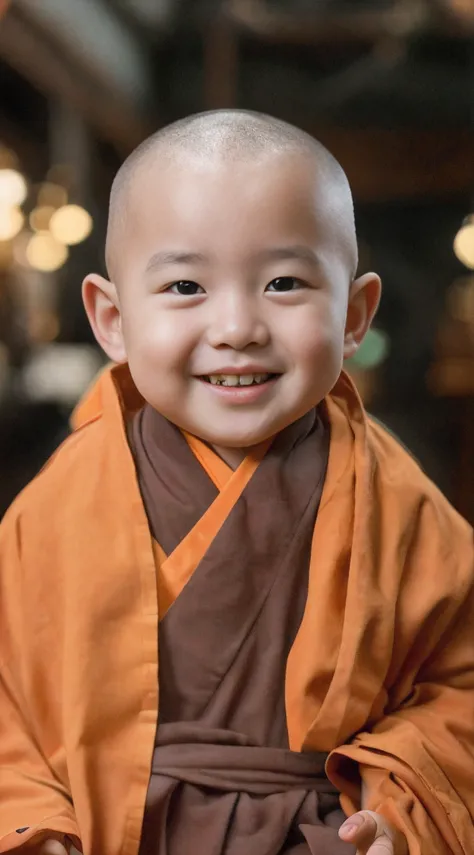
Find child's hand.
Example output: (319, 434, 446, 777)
(339, 810, 408, 854)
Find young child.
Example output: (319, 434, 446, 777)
(1, 110, 473, 855)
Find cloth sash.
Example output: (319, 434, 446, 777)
(152, 723, 339, 796)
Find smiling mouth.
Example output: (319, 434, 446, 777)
(200, 373, 279, 387)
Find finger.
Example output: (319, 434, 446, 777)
(38, 839, 69, 855)
(339, 810, 380, 847)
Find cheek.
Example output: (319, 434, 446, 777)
(122, 304, 194, 369)
(283, 303, 344, 368)
(123, 310, 194, 411)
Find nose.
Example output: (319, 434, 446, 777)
(206, 290, 270, 350)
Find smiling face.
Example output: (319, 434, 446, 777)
(84, 150, 380, 464)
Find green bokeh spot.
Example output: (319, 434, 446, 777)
(346, 328, 390, 370)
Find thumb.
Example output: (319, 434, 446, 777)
(339, 810, 390, 851)
(38, 839, 69, 855)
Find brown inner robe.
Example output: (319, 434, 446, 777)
(129, 403, 355, 855)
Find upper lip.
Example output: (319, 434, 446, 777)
(196, 367, 279, 375)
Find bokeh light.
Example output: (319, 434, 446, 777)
(0, 169, 27, 207)
(454, 216, 474, 271)
(29, 205, 56, 233)
(0, 205, 25, 241)
(26, 233, 69, 272)
(49, 204, 93, 246)
(347, 328, 390, 370)
(37, 182, 68, 209)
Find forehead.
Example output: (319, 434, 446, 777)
(135, 151, 329, 220)
(115, 149, 353, 275)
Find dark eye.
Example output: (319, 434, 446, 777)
(167, 280, 203, 296)
(266, 277, 302, 292)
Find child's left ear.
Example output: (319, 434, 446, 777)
(343, 272, 382, 360)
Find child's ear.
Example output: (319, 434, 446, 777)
(343, 272, 382, 360)
(82, 273, 127, 364)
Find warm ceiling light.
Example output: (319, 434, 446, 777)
(0, 205, 24, 241)
(0, 168, 28, 207)
(49, 204, 92, 246)
(454, 215, 474, 270)
(26, 233, 69, 272)
(29, 205, 55, 232)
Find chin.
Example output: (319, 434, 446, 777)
(205, 427, 275, 449)
(190, 408, 301, 448)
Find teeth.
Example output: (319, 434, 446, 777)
(206, 373, 271, 386)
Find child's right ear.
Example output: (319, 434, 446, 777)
(82, 273, 127, 364)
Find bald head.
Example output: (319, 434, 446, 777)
(106, 109, 357, 279)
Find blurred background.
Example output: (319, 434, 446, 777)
(0, 0, 473, 520)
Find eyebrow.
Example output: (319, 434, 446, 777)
(145, 250, 208, 272)
(144, 244, 321, 274)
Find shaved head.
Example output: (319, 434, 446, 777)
(85, 109, 380, 456)
(105, 109, 357, 279)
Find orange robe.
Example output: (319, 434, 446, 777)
(0, 363, 473, 855)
